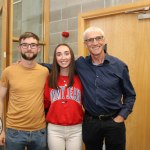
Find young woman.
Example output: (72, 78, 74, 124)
(44, 44, 83, 150)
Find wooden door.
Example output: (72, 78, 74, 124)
(78, 1, 150, 150)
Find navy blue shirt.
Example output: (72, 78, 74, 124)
(75, 54, 136, 119)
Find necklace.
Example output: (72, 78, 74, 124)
(60, 75, 68, 87)
(59, 75, 69, 104)
(63, 80, 67, 87)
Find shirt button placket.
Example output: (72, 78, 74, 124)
(95, 74, 99, 103)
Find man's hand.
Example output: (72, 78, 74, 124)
(0, 130, 5, 145)
(113, 115, 125, 123)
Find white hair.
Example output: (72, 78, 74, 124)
(83, 26, 105, 40)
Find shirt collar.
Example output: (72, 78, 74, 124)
(104, 53, 111, 63)
(86, 53, 110, 65)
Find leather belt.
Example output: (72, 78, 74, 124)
(85, 110, 118, 120)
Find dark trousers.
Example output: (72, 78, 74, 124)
(82, 114, 126, 150)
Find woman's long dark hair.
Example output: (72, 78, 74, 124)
(48, 43, 75, 89)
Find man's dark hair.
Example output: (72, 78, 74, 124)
(19, 32, 39, 44)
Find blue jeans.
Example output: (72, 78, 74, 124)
(6, 128, 47, 150)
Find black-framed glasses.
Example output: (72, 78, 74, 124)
(85, 36, 104, 44)
(20, 43, 39, 49)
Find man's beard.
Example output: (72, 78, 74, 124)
(21, 52, 38, 60)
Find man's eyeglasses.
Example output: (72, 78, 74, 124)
(85, 36, 104, 44)
(20, 43, 39, 49)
